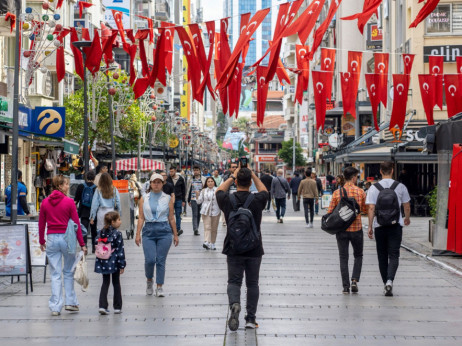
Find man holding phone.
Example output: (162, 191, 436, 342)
(187, 165, 207, 235)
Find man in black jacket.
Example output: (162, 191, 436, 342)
(74, 170, 97, 252)
(312, 172, 324, 215)
(167, 166, 186, 236)
(260, 170, 274, 212)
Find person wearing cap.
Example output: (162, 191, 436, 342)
(135, 173, 179, 297)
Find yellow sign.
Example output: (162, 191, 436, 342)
(169, 137, 179, 148)
(37, 109, 63, 135)
(181, 0, 191, 121)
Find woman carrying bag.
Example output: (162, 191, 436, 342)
(197, 177, 221, 250)
(39, 175, 87, 316)
(90, 173, 121, 232)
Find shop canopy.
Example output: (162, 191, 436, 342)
(116, 158, 165, 171)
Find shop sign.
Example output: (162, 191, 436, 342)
(423, 45, 462, 62)
(328, 133, 340, 148)
(367, 23, 383, 50)
(32, 107, 66, 138)
(0, 96, 12, 123)
(257, 156, 277, 162)
(390, 128, 425, 143)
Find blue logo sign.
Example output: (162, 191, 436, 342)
(32, 107, 66, 138)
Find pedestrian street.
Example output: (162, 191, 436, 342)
(1, 210, 462, 346)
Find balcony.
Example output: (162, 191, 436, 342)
(155, 0, 170, 21)
(284, 106, 295, 121)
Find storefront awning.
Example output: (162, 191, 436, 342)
(394, 152, 438, 163)
(335, 146, 393, 163)
(116, 158, 165, 171)
(63, 139, 79, 155)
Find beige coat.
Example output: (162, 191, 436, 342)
(298, 178, 318, 199)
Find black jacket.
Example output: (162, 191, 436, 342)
(315, 178, 323, 196)
(260, 174, 274, 192)
(166, 175, 186, 202)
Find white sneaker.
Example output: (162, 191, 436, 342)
(156, 287, 165, 297)
(146, 281, 154, 295)
(203, 242, 210, 250)
(210, 243, 216, 250)
(306, 223, 310, 228)
(308, 223, 313, 228)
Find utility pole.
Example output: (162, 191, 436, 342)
(292, 124, 296, 173)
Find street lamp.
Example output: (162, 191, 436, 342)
(72, 41, 92, 176)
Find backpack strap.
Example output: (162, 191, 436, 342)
(229, 193, 238, 211)
(390, 181, 400, 191)
(374, 182, 384, 191)
(243, 193, 255, 209)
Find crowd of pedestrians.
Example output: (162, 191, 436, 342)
(35, 159, 411, 334)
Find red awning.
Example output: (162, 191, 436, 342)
(115, 158, 165, 171)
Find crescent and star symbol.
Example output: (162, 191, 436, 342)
(396, 83, 405, 95)
(324, 57, 331, 68)
(351, 60, 358, 71)
(448, 85, 457, 96)
(183, 41, 192, 55)
(377, 62, 386, 73)
(432, 66, 441, 75)
(316, 82, 324, 93)
(246, 21, 257, 36)
(423, 83, 430, 93)
(370, 84, 376, 96)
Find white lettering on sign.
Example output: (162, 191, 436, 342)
(430, 46, 461, 61)
(405, 130, 425, 142)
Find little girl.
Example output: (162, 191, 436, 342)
(95, 211, 126, 315)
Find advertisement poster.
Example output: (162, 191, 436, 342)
(0, 225, 28, 276)
(222, 127, 246, 150)
(19, 222, 46, 267)
(321, 192, 332, 209)
(103, 0, 131, 29)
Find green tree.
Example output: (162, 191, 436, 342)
(278, 140, 306, 168)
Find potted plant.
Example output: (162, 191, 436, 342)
(426, 186, 438, 243)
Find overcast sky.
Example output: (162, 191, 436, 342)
(202, 1, 223, 22)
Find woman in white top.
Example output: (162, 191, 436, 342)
(197, 177, 221, 250)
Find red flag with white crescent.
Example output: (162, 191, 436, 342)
(340, 72, 357, 118)
(282, 0, 325, 44)
(444, 74, 462, 118)
(374, 52, 389, 107)
(389, 74, 410, 131)
(56, 29, 70, 83)
(257, 66, 270, 127)
(321, 48, 335, 101)
(410, 0, 440, 28)
(79, 2, 94, 19)
(190, 24, 215, 101)
(229, 63, 245, 118)
(111, 10, 127, 44)
(136, 30, 151, 77)
(312, 71, 330, 131)
(102, 30, 118, 68)
(403, 54, 415, 75)
(429, 55, 444, 110)
(137, 15, 154, 44)
(295, 45, 310, 105)
(160, 22, 175, 73)
(70, 28, 84, 80)
(348, 51, 362, 93)
(310, 0, 342, 59)
(198, 21, 216, 101)
(418, 74, 436, 125)
(365, 74, 380, 131)
(341, 0, 383, 34)
(85, 29, 103, 76)
(457, 56, 462, 74)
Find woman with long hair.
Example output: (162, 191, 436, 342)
(90, 172, 121, 232)
(135, 173, 179, 297)
(197, 177, 221, 250)
(39, 175, 87, 316)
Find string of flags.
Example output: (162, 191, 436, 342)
(15, 0, 462, 134)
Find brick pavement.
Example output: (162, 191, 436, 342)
(1, 208, 462, 345)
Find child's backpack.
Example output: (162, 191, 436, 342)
(81, 182, 96, 208)
(95, 237, 114, 260)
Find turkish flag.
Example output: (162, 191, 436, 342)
(282, 0, 325, 44)
(70, 28, 84, 80)
(410, 0, 440, 28)
(276, 59, 291, 86)
(161, 23, 175, 73)
(374, 52, 389, 107)
(256, 66, 270, 127)
(457, 56, 462, 74)
(217, 9, 270, 89)
(312, 71, 331, 131)
(418, 74, 436, 125)
(321, 48, 336, 72)
(229, 63, 245, 118)
(136, 30, 151, 77)
(81, 28, 90, 41)
(444, 74, 462, 118)
(340, 72, 358, 118)
(310, 0, 342, 59)
(341, 0, 383, 34)
(78, 2, 93, 19)
(215, 59, 228, 115)
(429, 55, 444, 109)
(403, 54, 415, 75)
(365, 74, 380, 131)
(102, 30, 118, 67)
(111, 10, 127, 44)
(219, 18, 232, 72)
(85, 29, 103, 76)
(133, 77, 150, 100)
(198, 21, 216, 101)
(389, 74, 410, 131)
(137, 15, 154, 44)
(348, 51, 362, 93)
(190, 24, 214, 101)
(56, 29, 70, 83)
(295, 45, 310, 105)
(126, 44, 138, 86)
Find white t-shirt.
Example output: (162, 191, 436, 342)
(366, 179, 411, 228)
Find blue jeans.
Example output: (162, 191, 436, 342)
(174, 199, 183, 230)
(46, 234, 79, 312)
(275, 198, 287, 220)
(142, 222, 173, 284)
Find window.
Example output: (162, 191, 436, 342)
(425, 3, 462, 34)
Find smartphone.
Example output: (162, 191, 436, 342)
(240, 157, 248, 168)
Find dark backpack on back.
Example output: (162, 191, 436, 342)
(374, 181, 401, 226)
(321, 187, 360, 235)
(81, 183, 96, 208)
(227, 194, 260, 255)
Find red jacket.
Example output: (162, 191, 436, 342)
(39, 190, 85, 246)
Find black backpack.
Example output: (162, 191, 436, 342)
(321, 188, 360, 235)
(227, 194, 260, 255)
(81, 182, 96, 208)
(374, 181, 401, 226)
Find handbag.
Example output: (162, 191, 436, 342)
(64, 219, 78, 254)
(74, 252, 89, 291)
(321, 188, 360, 235)
(44, 152, 55, 172)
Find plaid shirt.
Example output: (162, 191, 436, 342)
(327, 182, 367, 232)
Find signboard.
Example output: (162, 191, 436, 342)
(423, 45, 462, 62)
(0, 96, 12, 123)
(256, 156, 278, 162)
(0, 225, 30, 276)
(342, 114, 356, 136)
(32, 107, 66, 138)
(18, 222, 46, 267)
(367, 23, 383, 50)
(103, 0, 131, 29)
(321, 192, 332, 209)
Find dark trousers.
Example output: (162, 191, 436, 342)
(191, 200, 202, 232)
(303, 198, 315, 223)
(265, 193, 272, 211)
(336, 230, 364, 289)
(315, 198, 319, 214)
(227, 256, 262, 320)
(99, 271, 122, 310)
(292, 195, 300, 211)
(375, 224, 403, 284)
(80, 216, 97, 248)
(173, 199, 183, 230)
(275, 198, 286, 219)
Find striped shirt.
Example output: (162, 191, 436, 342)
(327, 182, 367, 232)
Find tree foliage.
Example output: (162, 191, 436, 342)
(278, 140, 307, 168)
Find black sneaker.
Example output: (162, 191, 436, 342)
(351, 281, 358, 293)
(342, 287, 350, 294)
(245, 318, 259, 329)
(177, 229, 183, 236)
(194, 230, 200, 236)
(228, 303, 241, 331)
(384, 284, 393, 297)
